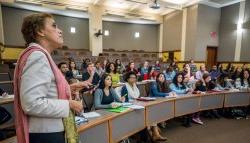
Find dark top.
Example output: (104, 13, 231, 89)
(0, 88, 6, 96)
(101, 89, 115, 105)
(121, 85, 129, 102)
(150, 81, 171, 97)
(82, 72, 100, 85)
(65, 71, 74, 81)
(195, 80, 216, 92)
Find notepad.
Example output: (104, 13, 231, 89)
(107, 107, 129, 113)
(126, 104, 144, 110)
(136, 97, 156, 101)
(0, 94, 14, 99)
(81, 112, 101, 118)
(122, 102, 133, 107)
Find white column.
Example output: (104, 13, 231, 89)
(0, 4, 5, 44)
(0, 4, 5, 63)
(234, 1, 245, 61)
(88, 5, 104, 56)
(181, 8, 187, 61)
(158, 23, 163, 58)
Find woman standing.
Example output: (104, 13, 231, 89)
(15, 13, 90, 143)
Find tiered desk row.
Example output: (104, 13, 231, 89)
(0, 84, 249, 143)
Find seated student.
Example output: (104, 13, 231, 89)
(125, 62, 139, 74)
(82, 58, 90, 73)
(106, 62, 120, 85)
(121, 72, 140, 102)
(240, 69, 250, 89)
(195, 64, 208, 80)
(82, 62, 100, 86)
(140, 61, 150, 80)
(215, 73, 234, 90)
(210, 65, 221, 81)
(121, 72, 167, 141)
(154, 60, 161, 72)
(195, 73, 220, 119)
(182, 63, 191, 78)
(189, 59, 197, 74)
(150, 73, 173, 97)
(115, 59, 125, 74)
(148, 66, 158, 80)
(95, 61, 105, 77)
(164, 66, 176, 81)
(170, 61, 179, 72)
(94, 74, 123, 109)
(170, 73, 192, 94)
(232, 66, 242, 81)
(171, 73, 193, 127)
(58, 62, 73, 81)
(69, 60, 80, 78)
(240, 69, 250, 115)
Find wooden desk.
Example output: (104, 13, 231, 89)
(77, 110, 113, 143)
(0, 136, 17, 143)
(109, 109, 145, 143)
(224, 91, 250, 107)
(0, 97, 14, 105)
(199, 92, 225, 111)
(134, 98, 175, 126)
(174, 94, 200, 117)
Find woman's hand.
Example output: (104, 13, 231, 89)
(69, 100, 83, 113)
(120, 96, 126, 103)
(70, 81, 92, 95)
(111, 102, 121, 108)
(70, 81, 92, 90)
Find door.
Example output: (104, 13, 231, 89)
(206, 46, 217, 70)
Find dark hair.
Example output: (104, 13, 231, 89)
(115, 59, 121, 66)
(216, 73, 229, 87)
(156, 73, 170, 92)
(183, 63, 189, 69)
(124, 71, 137, 82)
(106, 62, 117, 74)
(21, 13, 53, 45)
(87, 62, 94, 67)
(172, 72, 186, 89)
(240, 69, 250, 86)
(128, 62, 134, 68)
(58, 62, 67, 69)
(98, 73, 112, 89)
(95, 61, 101, 65)
(69, 61, 77, 71)
(202, 73, 210, 81)
(166, 66, 173, 73)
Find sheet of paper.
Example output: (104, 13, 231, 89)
(81, 112, 101, 118)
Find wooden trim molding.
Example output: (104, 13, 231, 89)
(162, 50, 181, 53)
(217, 61, 250, 64)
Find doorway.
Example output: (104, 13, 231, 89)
(206, 46, 217, 70)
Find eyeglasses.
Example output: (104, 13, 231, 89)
(105, 77, 111, 80)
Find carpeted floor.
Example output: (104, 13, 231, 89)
(161, 117, 250, 143)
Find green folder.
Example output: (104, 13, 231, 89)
(107, 107, 129, 113)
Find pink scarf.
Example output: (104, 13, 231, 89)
(14, 43, 71, 143)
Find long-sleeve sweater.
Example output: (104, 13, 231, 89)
(94, 88, 121, 109)
(150, 82, 170, 97)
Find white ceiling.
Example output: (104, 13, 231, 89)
(0, 0, 244, 24)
